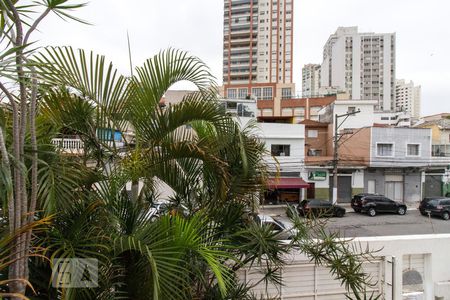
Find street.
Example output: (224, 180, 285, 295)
(260, 206, 450, 237)
(325, 210, 450, 237)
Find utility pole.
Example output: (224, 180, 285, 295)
(332, 109, 361, 204)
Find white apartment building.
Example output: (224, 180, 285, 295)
(319, 99, 412, 129)
(222, 0, 295, 116)
(320, 26, 396, 112)
(395, 79, 421, 119)
(301, 64, 320, 97)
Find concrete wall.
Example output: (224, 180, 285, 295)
(364, 169, 422, 203)
(332, 100, 377, 130)
(241, 234, 450, 300)
(258, 123, 305, 173)
(370, 127, 432, 167)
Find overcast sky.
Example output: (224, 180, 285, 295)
(35, 0, 450, 116)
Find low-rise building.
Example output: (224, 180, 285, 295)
(416, 116, 450, 197)
(220, 98, 309, 204)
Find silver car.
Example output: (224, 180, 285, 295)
(255, 214, 298, 240)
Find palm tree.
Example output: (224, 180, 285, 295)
(26, 46, 379, 299)
(27, 47, 263, 299)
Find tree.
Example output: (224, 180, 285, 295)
(0, 0, 86, 296)
(1, 3, 380, 299)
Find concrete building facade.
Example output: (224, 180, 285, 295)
(222, 0, 295, 116)
(395, 79, 421, 119)
(301, 64, 320, 97)
(320, 26, 396, 111)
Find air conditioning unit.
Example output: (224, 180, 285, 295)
(308, 149, 320, 156)
(435, 281, 450, 298)
(279, 152, 285, 156)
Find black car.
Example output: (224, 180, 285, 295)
(359, 195, 407, 217)
(419, 197, 450, 220)
(351, 193, 380, 212)
(297, 199, 346, 218)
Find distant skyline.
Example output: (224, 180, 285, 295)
(35, 0, 450, 116)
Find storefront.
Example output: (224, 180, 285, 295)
(263, 177, 309, 205)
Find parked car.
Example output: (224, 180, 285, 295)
(351, 193, 380, 212)
(254, 214, 298, 240)
(296, 199, 346, 218)
(359, 195, 407, 217)
(419, 197, 450, 220)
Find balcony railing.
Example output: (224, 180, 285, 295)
(432, 144, 450, 157)
(52, 137, 126, 155)
(52, 138, 84, 154)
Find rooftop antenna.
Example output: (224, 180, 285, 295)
(127, 30, 134, 77)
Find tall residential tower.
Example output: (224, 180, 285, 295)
(222, 0, 295, 116)
(320, 27, 396, 111)
(302, 64, 320, 97)
(395, 79, 421, 119)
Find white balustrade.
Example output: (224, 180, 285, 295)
(51, 138, 84, 154)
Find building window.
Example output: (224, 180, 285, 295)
(227, 89, 237, 99)
(251, 87, 261, 100)
(407, 144, 420, 156)
(262, 87, 273, 100)
(238, 88, 248, 99)
(271, 144, 290, 156)
(294, 107, 305, 116)
(347, 106, 356, 114)
(307, 149, 322, 156)
(308, 130, 318, 138)
(377, 143, 393, 157)
(281, 87, 291, 99)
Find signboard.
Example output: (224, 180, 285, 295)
(308, 171, 327, 181)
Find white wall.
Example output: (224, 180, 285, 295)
(332, 100, 377, 129)
(352, 170, 364, 188)
(257, 123, 305, 173)
(241, 234, 450, 300)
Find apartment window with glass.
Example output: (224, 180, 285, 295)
(377, 143, 393, 157)
(238, 88, 248, 99)
(251, 87, 261, 100)
(262, 87, 273, 100)
(281, 87, 291, 99)
(407, 144, 420, 156)
(271, 144, 290, 156)
(227, 89, 237, 99)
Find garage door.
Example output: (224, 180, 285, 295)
(240, 261, 383, 299)
(329, 176, 352, 203)
(424, 175, 442, 197)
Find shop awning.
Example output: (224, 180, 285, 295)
(267, 177, 310, 189)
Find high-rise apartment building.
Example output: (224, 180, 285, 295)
(320, 26, 396, 111)
(395, 79, 421, 119)
(302, 64, 320, 97)
(222, 0, 295, 116)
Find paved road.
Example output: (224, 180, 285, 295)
(260, 206, 450, 237)
(324, 210, 450, 237)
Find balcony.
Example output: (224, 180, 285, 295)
(52, 137, 84, 155)
(52, 135, 126, 155)
(433, 145, 450, 157)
